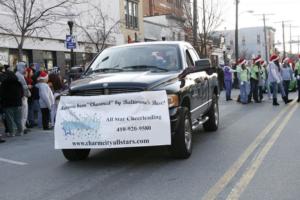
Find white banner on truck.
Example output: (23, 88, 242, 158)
(54, 91, 171, 149)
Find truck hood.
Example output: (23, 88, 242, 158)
(70, 71, 180, 92)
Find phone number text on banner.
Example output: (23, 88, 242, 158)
(54, 91, 171, 149)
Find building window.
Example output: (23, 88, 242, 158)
(185, 34, 188, 41)
(0, 48, 9, 66)
(177, 32, 181, 41)
(176, 0, 182, 8)
(9, 49, 30, 69)
(125, 0, 139, 29)
(65, 52, 71, 69)
(43, 51, 55, 70)
(242, 36, 246, 46)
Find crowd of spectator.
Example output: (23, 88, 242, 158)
(0, 62, 65, 143)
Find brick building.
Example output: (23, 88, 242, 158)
(143, 0, 185, 18)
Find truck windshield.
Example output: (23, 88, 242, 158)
(87, 44, 182, 74)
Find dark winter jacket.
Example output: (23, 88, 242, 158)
(0, 71, 23, 108)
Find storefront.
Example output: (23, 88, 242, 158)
(0, 48, 9, 65)
(43, 51, 56, 70)
(8, 49, 32, 69)
(0, 47, 95, 73)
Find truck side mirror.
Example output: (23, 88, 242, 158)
(195, 59, 211, 72)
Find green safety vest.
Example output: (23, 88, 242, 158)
(240, 68, 249, 82)
(236, 65, 242, 74)
(296, 61, 300, 72)
(250, 64, 259, 80)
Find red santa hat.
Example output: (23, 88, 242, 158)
(38, 71, 48, 81)
(238, 58, 246, 65)
(260, 60, 266, 65)
(253, 56, 262, 64)
(283, 57, 289, 63)
(270, 54, 279, 62)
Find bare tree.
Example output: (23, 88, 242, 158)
(0, 0, 79, 61)
(198, 0, 225, 57)
(76, 2, 121, 53)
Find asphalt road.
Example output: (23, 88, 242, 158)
(0, 90, 299, 200)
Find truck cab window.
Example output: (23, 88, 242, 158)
(186, 50, 194, 68)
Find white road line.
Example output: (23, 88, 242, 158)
(0, 157, 28, 166)
(226, 103, 299, 200)
(202, 101, 296, 200)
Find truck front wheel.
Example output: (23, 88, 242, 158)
(203, 94, 219, 132)
(170, 107, 192, 159)
(62, 149, 90, 161)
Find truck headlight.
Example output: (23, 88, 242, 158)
(168, 94, 179, 108)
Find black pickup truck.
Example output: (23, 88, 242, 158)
(62, 41, 219, 161)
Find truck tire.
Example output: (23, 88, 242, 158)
(170, 107, 192, 159)
(62, 149, 90, 161)
(203, 94, 219, 132)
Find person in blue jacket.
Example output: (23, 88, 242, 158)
(223, 63, 234, 101)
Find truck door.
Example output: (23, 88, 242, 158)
(185, 49, 205, 121)
(188, 48, 209, 111)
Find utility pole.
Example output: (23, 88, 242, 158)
(298, 35, 300, 55)
(288, 26, 300, 55)
(282, 21, 286, 58)
(263, 14, 269, 63)
(235, 0, 239, 63)
(202, 0, 207, 57)
(289, 24, 292, 54)
(274, 20, 291, 58)
(254, 13, 274, 62)
(193, 0, 198, 48)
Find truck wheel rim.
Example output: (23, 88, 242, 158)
(214, 103, 219, 126)
(184, 118, 192, 151)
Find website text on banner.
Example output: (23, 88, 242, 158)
(54, 91, 171, 149)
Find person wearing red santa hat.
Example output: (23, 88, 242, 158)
(237, 58, 250, 104)
(258, 60, 267, 101)
(267, 55, 289, 105)
(36, 71, 54, 130)
(281, 57, 294, 102)
(249, 56, 262, 103)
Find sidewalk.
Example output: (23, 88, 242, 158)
(0, 121, 52, 138)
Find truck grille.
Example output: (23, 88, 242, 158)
(71, 88, 144, 96)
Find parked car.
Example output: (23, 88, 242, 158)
(62, 41, 220, 161)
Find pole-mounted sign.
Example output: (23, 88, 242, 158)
(65, 35, 76, 49)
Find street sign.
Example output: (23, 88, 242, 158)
(65, 35, 76, 49)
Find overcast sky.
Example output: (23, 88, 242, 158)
(218, 0, 300, 53)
